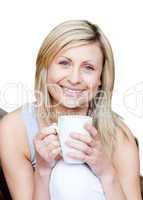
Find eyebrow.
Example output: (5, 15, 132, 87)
(59, 56, 97, 64)
(59, 56, 72, 61)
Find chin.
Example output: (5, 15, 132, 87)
(62, 99, 79, 108)
(61, 95, 89, 109)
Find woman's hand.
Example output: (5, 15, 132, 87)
(34, 123, 62, 172)
(66, 123, 115, 180)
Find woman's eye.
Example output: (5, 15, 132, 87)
(58, 60, 69, 65)
(85, 65, 94, 71)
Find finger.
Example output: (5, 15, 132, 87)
(84, 154, 97, 165)
(36, 141, 61, 158)
(67, 150, 87, 162)
(70, 132, 95, 147)
(65, 139, 93, 155)
(41, 135, 60, 148)
(42, 136, 58, 145)
(41, 123, 58, 133)
(43, 134, 58, 141)
(35, 130, 56, 141)
(47, 141, 61, 150)
(41, 126, 57, 135)
(34, 135, 59, 150)
(84, 123, 100, 141)
(36, 130, 57, 140)
(37, 123, 58, 140)
(51, 147, 62, 159)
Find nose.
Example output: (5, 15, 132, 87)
(67, 68, 81, 84)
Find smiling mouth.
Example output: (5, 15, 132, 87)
(60, 86, 86, 97)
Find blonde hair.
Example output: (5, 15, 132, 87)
(35, 20, 125, 157)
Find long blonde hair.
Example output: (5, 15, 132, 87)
(35, 20, 125, 157)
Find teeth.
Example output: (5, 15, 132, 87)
(62, 87, 83, 96)
(65, 88, 81, 93)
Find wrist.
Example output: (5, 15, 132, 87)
(35, 165, 52, 178)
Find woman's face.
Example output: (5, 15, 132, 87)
(47, 42, 103, 110)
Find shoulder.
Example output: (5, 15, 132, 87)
(0, 106, 31, 161)
(114, 118, 137, 147)
(112, 118, 140, 177)
(0, 106, 25, 135)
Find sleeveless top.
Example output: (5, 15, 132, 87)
(21, 102, 106, 200)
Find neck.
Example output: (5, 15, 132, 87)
(49, 98, 89, 123)
(52, 104, 89, 115)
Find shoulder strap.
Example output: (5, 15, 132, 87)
(21, 102, 39, 167)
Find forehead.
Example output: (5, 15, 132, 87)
(56, 42, 103, 62)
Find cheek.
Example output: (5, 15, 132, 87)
(84, 74, 101, 100)
(47, 66, 65, 83)
(85, 75, 101, 89)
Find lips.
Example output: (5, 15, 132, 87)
(61, 86, 85, 97)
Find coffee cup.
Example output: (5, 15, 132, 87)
(55, 115, 93, 164)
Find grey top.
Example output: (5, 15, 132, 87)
(21, 102, 38, 167)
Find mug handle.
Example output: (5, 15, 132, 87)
(41, 123, 59, 135)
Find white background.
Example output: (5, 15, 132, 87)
(0, 0, 143, 174)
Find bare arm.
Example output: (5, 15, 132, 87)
(108, 125, 142, 200)
(33, 166, 51, 200)
(32, 124, 62, 200)
(100, 171, 127, 200)
(0, 111, 34, 200)
(0, 110, 62, 200)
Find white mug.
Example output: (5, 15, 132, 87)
(56, 115, 93, 164)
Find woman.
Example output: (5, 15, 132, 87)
(0, 20, 142, 200)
